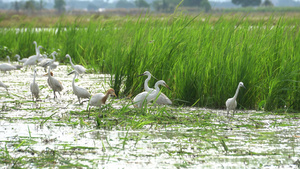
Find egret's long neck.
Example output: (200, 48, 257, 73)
(52, 55, 56, 62)
(68, 56, 74, 68)
(33, 72, 36, 83)
(149, 83, 160, 98)
(233, 85, 241, 100)
(102, 92, 110, 104)
(72, 73, 76, 88)
(144, 74, 151, 91)
(47, 67, 51, 78)
(34, 43, 38, 55)
(7, 57, 10, 63)
(17, 56, 20, 62)
(37, 47, 41, 57)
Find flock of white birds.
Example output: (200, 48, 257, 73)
(0, 41, 246, 115)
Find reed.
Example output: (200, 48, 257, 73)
(1, 14, 300, 111)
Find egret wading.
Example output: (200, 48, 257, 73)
(0, 56, 16, 73)
(30, 69, 39, 101)
(89, 88, 117, 116)
(15, 54, 28, 64)
(226, 82, 246, 116)
(65, 54, 86, 75)
(133, 80, 171, 108)
(39, 51, 59, 72)
(24, 46, 43, 66)
(46, 66, 63, 99)
(6, 56, 22, 69)
(0, 81, 8, 92)
(138, 71, 172, 106)
(72, 71, 91, 104)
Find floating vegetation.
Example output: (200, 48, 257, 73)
(0, 65, 299, 168)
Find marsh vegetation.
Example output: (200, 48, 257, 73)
(0, 13, 300, 168)
(0, 65, 299, 168)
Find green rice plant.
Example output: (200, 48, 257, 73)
(1, 14, 300, 111)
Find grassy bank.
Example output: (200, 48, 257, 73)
(0, 14, 300, 111)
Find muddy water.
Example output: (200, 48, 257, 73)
(0, 62, 299, 168)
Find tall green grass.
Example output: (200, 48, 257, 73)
(1, 14, 300, 111)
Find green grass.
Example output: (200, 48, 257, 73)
(1, 14, 300, 111)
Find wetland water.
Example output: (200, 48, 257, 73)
(0, 62, 299, 168)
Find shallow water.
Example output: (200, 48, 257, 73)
(0, 62, 299, 168)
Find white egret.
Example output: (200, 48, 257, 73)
(38, 54, 47, 63)
(6, 56, 22, 69)
(24, 46, 43, 66)
(14, 54, 28, 63)
(0, 56, 16, 73)
(28, 41, 39, 59)
(0, 81, 8, 92)
(38, 54, 51, 71)
(30, 68, 39, 101)
(0, 63, 16, 73)
(133, 80, 171, 108)
(32, 41, 45, 62)
(46, 66, 63, 99)
(65, 54, 86, 74)
(89, 88, 117, 115)
(39, 51, 59, 72)
(33, 41, 38, 54)
(226, 82, 246, 116)
(138, 71, 172, 106)
(72, 71, 91, 104)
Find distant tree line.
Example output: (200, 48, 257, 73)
(4, 0, 300, 14)
(9, 0, 65, 13)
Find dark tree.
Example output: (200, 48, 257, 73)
(116, 0, 135, 8)
(54, 0, 66, 13)
(38, 0, 44, 10)
(183, 0, 201, 6)
(232, 0, 261, 7)
(13, 1, 20, 12)
(153, 0, 211, 12)
(153, 0, 177, 12)
(261, 0, 274, 7)
(87, 3, 98, 11)
(200, 0, 211, 12)
(135, 0, 149, 8)
(24, 0, 35, 11)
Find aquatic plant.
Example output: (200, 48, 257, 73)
(0, 14, 300, 111)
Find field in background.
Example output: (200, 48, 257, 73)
(1, 12, 300, 111)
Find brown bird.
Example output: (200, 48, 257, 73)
(89, 88, 117, 116)
(46, 66, 63, 99)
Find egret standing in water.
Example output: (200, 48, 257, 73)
(133, 80, 171, 108)
(24, 46, 43, 66)
(65, 54, 86, 75)
(0, 56, 16, 73)
(15, 54, 28, 64)
(72, 71, 91, 104)
(46, 66, 63, 99)
(6, 56, 22, 69)
(138, 71, 172, 106)
(30, 69, 39, 101)
(39, 51, 59, 72)
(226, 82, 246, 116)
(89, 88, 117, 115)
